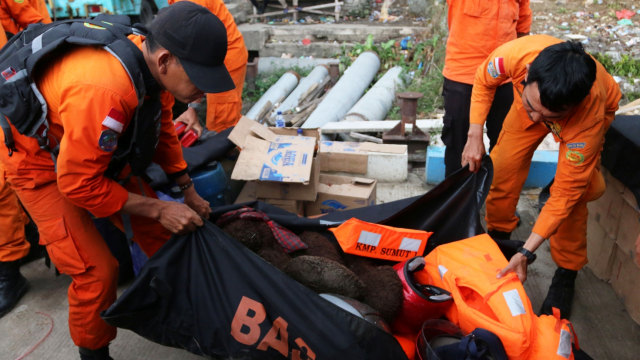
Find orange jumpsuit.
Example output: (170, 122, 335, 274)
(470, 35, 621, 271)
(0, 0, 35, 264)
(0, 0, 51, 36)
(443, 0, 531, 85)
(0, 21, 7, 47)
(0, 166, 30, 262)
(0, 35, 185, 349)
(169, 0, 248, 132)
(30, 0, 51, 23)
(441, 0, 530, 175)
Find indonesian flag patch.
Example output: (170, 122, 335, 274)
(487, 57, 505, 78)
(101, 108, 126, 134)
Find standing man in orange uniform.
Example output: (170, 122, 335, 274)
(0, 2, 234, 358)
(462, 35, 621, 319)
(441, 0, 531, 176)
(0, 0, 51, 38)
(170, 0, 248, 134)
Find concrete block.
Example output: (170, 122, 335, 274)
(425, 145, 558, 187)
(367, 152, 408, 182)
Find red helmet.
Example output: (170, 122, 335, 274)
(391, 257, 453, 335)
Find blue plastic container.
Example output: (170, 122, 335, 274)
(191, 161, 228, 208)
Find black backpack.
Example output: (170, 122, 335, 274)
(0, 14, 162, 178)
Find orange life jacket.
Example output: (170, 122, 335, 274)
(421, 234, 535, 359)
(530, 308, 576, 360)
(329, 217, 432, 262)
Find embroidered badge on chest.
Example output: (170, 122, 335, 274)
(98, 129, 118, 152)
(565, 150, 584, 165)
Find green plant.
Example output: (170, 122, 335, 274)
(594, 53, 640, 77)
(337, 30, 447, 119)
(593, 52, 640, 104)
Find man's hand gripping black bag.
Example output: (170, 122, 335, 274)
(101, 156, 494, 359)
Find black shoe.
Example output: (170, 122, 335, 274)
(79, 346, 113, 360)
(0, 260, 29, 318)
(540, 267, 577, 319)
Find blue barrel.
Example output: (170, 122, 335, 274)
(191, 161, 228, 208)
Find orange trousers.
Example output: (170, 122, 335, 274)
(486, 116, 605, 271)
(0, 172, 30, 262)
(205, 64, 246, 133)
(14, 176, 171, 349)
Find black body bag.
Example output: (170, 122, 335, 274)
(101, 156, 493, 359)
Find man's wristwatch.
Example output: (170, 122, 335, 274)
(516, 247, 537, 265)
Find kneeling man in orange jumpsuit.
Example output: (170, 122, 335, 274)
(0, 2, 234, 359)
(461, 35, 621, 319)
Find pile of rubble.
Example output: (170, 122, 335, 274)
(529, 0, 640, 101)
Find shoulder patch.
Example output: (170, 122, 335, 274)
(102, 108, 126, 134)
(487, 57, 505, 78)
(98, 129, 119, 152)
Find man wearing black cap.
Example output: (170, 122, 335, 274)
(0, 2, 234, 359)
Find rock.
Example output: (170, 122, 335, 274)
(284, 255, 366, 299)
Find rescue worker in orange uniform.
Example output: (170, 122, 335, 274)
(0, 3, 234, 359)
(461, 35, 621, 319)
(0, 2, 46, 319)
(0, 0, 51, 37)
(0, 166, 30, 318)
(170, 0, 248, 135)
(441, 0, 531, 176)
(30, 0, 51, 23)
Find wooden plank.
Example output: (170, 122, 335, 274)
(320, 119, 443, 134)
(248, 2, 344, 18)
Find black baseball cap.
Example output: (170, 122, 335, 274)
(149, 1, 235, 93)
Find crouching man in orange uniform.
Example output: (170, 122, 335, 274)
(462, 34, 621, 320)
(0, 2, 235, 359)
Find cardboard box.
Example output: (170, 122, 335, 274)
(587, 182, 624, 237)
(234, 181, 257, 204)
(318, 141, 407, 175)
(305, 174, 376, 216)
(229, 116, 320, 149)
(261, 198, 305, 216)
(586, 216, 617, 281)
(609, 245, 640, 325)
(269, 127, 321, 146)
(255, 157, 321, 201)
(615, 200, 640, 258)
(230, 120, 316, 184)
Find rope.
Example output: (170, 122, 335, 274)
(14, 311, 54, 360)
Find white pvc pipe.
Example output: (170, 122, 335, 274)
(245, 71, 300, 121)
(301, 51, 380, 129)
(343, 66, 404, 122)
(274, 65, 329, 116)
